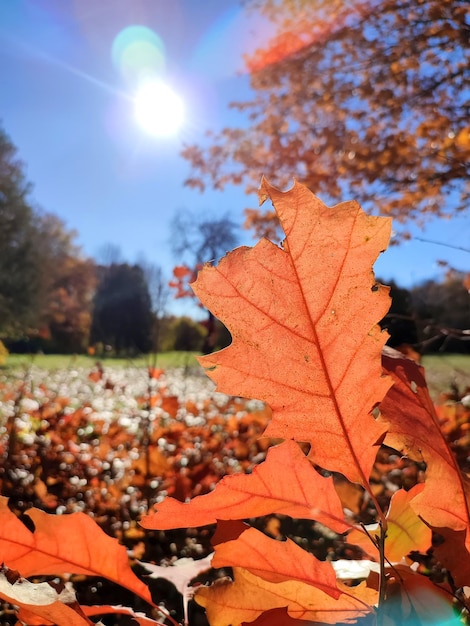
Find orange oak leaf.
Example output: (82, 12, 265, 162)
(191, 179, 392, 486)
(141, 440, 348, 534)
(195, 566, 376, 626)
(0, 496, 153, 604)
(0, 566, 92, 626)
(380, 348, 470, 549)
(173, 265, 192, 279)
(210, 524, 341, 597)
(347, 485, 432, 562)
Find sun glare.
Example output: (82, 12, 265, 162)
(134, 81, 184, 137)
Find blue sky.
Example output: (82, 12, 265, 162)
(0, 0, 469, 316)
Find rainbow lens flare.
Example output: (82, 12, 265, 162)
(112, 25, 165, 85)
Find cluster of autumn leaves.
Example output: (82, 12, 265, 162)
(1, 180, 470, 625)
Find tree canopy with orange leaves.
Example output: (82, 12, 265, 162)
(182, 0, 470, 240)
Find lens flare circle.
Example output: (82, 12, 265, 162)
(112, 26, 165, 84)
(134, 81, 184, 137)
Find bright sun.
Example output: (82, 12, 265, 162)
(134, 81, 184, 137)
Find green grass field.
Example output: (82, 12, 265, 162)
(421, 354, 470, 398)
(2, 352, 468, 398)
(2, 351, 201, 371)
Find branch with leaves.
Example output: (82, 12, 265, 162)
(143, 180, 470, 624)
(2, 180, 470, 625)
(182, 0, 470, 241)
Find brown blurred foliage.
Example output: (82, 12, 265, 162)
(182, 0, 469, 240)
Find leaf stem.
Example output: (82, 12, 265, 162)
(376, 520, 388, 626)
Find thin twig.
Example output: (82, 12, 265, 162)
(414, 237, 470, 254)
(376, 521, 388, 626)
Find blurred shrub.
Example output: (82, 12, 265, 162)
(160, 316, 206, 352)
(0, 340, 9, 365)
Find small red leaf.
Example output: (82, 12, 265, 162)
(380, 348, 470, 548)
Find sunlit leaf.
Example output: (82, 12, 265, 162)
(0, 496, 153, 604)
(241, 606, 320, 626)
(211, 523, 340, 595)
(141, 440, 348, 533)
(380, 348, 470, 549)
(192, 179, 392, 486)
(195, 566, 376, 626)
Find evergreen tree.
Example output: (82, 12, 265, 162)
(91, 264, 153, 355)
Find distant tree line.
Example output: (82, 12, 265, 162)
(0, 125, 97, 352)
(0, 123, 468, 356)
(382, 276, 470, 355)
(0, 124, 231, 356)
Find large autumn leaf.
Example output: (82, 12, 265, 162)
(191, 179, 392, 486)
(0, 497, 153, 604)
(141, 440, 348, 533)
(380, 348, 470, 550)
(196, 566, 376, 626)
